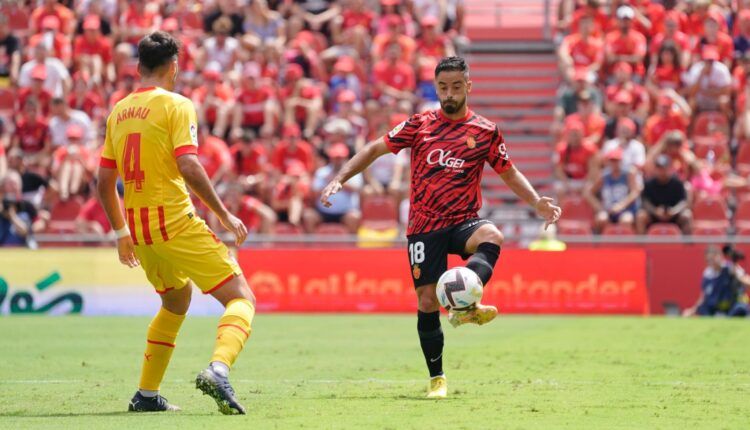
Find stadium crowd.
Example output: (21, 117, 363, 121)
(0, 0, 467, 246)
(554, 0, 750, 236)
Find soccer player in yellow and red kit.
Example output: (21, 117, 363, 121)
(97, 32, 254, 415)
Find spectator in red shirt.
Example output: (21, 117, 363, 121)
(73, 15, 113, 84)
(30, 0, 75, 36)
(605, 62, 649, 119)
(18, 65, 53, 116)
(416, 16, 455, 62)
(108, 65, 137, 107)
(280, 63, 323, 138)
(11, 98, 50, 165)
(554, 119, 597, 197)
(272, 123, 315, 174)
(693, 14, 734, 69)
(51, 124, 91, 201)
(197, 127, 233, 185)
(161, 18, 197, 74)
(192, 69, 235, 138)
(645, 130, 699, 182)
(605, 6, 647, 77)
(566, 90, 605, 148)
(230, 131, 269, 179)
(649, 11, 691, 68)
(68, 74, 105, 123)
(28, 15, 72, 67)
(646, 42, 683, 94)
(75, 194, 118, 235)
(558, 15, 604, 83)
(119, 0, 161, 46)
(372, 14, 417, 64)
(373, 43, 417, 103)
(684, 0, 727, 38)
(569, 0, 610, 38)
(270, 160, 309, 227)
(231, 63, 278, 138)
(644, 90, 691, 147)
(210, 183, 276, 234)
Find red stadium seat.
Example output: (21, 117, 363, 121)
(692, 225, 728, 236)
(736, 226, 750, 236)
(737, 143, 750, 177)
(559, 197, 594, 221)
(693, 139, 728, 161)
(0, 88, 15, 119)
(602, 224, 635, 236)
(273, 223, 303, 235)
(558, 223, 593, 236)
(314, 223, 350, 235)
(647, 223, 682, 236)
(692, 111, 730, 141)
(735, 199, 750, 231)
(361, 195, 398, 222)
(692, 195, 729, 230)
(50, 199, 82, 221)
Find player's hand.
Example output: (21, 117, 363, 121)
(220, 212, 248, 246)
(320, 180, 342, 208)
(535, 196, 562, 230)
(117, 236, 140, 268)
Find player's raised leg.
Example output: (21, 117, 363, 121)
(449, 223, 503, 328)
(195, 276, 256, 415)
(129, 284, 192, 412)
(416, 284, 448, 398)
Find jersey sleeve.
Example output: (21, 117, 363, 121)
(382, 113, 423, 154)
(487, 126, 513, 174)
(99, 114, 117, 168)
(170, 99, 200, 158)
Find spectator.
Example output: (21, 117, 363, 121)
(646, 42, 683, 93)
(643, 90, 691, 147)
(645, 130, 698, 181)
(192, 68, 235, 138)
(28, 15, 72, 67)
(0, 15, 21, 86)
(198, 17, 240, 72)
(197, 127, 233, 186)
(636, 154, 691, 234)
(230, 131, 269, 179)
(48, 97, 94, 148)
(270, 160, 309, 227)
(558, 15, 604, 82)
(109, 65, 138, 106)
(279, 63, 324, 138)
(51, 124, 92, 201)
(243, 0, 286, 49)
(11, 98, 51, 164)
(329, 89, 367, 137)
(693, 14, 734, 69)
(68, 74, 105, 123)
(569, 0, 609, 38)
(272, 123, 315, 174)
(554, 69, 602, 120)
(305, 143, 362, 233)
(119, 0, 161, 47)
(372, 43, 417, 103)
(565, 90, 605, 147)
(372, 13, 416, 63)
(605, 6, 647, 77)
(209, 183, 276, 235)
(683, 246, 749, 317)
(30, 0, 75, 36)
(231, 63, 278, 138)
(734, 10, 750, 59)
(73, 15, 114, 84)
(584, 148, 641, 233)
(601, 118, 646, 172)
(554, 119, 597, 197)
(604, 91, 641, 140)
(75, 194, 116, 235)
(604, 62, 649, 119)
(18, 65, 53, 116)
(328, 56, 364, 104)
(649, 11, 691, 68)
(0, 171, 38, 247)
(416, 16, 455, 63)
(18, 41, 71, 97)
(7, 147, 47, 209)
(683, 46, 732, 116)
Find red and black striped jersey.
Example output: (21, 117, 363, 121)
(383, 109, 512, 236)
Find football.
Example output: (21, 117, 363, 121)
(436, 267, 484, 311)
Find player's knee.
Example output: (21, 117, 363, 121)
(480, 227, 504, 247)
(417, 288, 440, 312)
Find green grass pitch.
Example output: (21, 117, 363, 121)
(1, 315, 748, 429)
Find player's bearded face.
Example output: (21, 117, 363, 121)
(440, 93, 466, 114)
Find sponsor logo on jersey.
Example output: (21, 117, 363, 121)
(426, 148, 466, 169)
(388, 121, 406, 138)
(467, 136, 476, 149)
(190, 124, 198, 146)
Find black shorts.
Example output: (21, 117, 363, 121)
(406, 218, 494, 288)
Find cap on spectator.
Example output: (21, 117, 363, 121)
(31, 64, 47, 80)
(702, 46, 720, 61)
(613, 61, 633, 75)
(203, 69, 221, 81)
(83, 15, 101, 31)
(605, 147, 624, 161)
(334, 56, 355, 74)
(162, 17, 179, 32)
(42, 15, 61, 30)
(573, 68, 589, 82)
(337, 89, 357, 103)
(390, 113, 409, 127)
(283, 123, 302, 138)
(616, 5, 635, 20)
(380, 0, 401, 5)
(66, 124, 84, 140)
(327, 143, 349, 159)
(740, 10, 750, 23)
(655, 154, 671, 168)
(421, 16, 439, 27)
(658, 94, 673, 107)
(285, 161, 307, 177)
(564, 118, 585, 134)
(614, 91, 633, 105)
(618, 117, 636, 133)
(285, 63, 304, 81)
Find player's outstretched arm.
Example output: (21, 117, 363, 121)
(97, 166, 140, 268)
(499, 165, 562, 230)
(320, 137, 391, 208)
(177, 154, 248, 246)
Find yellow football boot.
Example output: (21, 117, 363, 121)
(448, 303, 498, 328)
(427, 375, 447, 399)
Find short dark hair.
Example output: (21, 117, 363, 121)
(435, 56, 469, 80)
(138, 31, 179, 74)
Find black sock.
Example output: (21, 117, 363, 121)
(466, 242, 501, 285)
(417, 311, 444, 377)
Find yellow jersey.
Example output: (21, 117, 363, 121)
(100, 86, 199, 245)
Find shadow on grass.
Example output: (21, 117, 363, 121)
(0, 411, 216, 418)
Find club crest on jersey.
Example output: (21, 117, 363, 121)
(388, 121, 406, 138)
(412, 264, 421, 280)
(467, 136, 476, 149)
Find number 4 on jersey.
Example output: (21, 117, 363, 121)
(123, 133, 145, 191)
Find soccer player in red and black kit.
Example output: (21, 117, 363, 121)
(321, 57, 562, 398)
